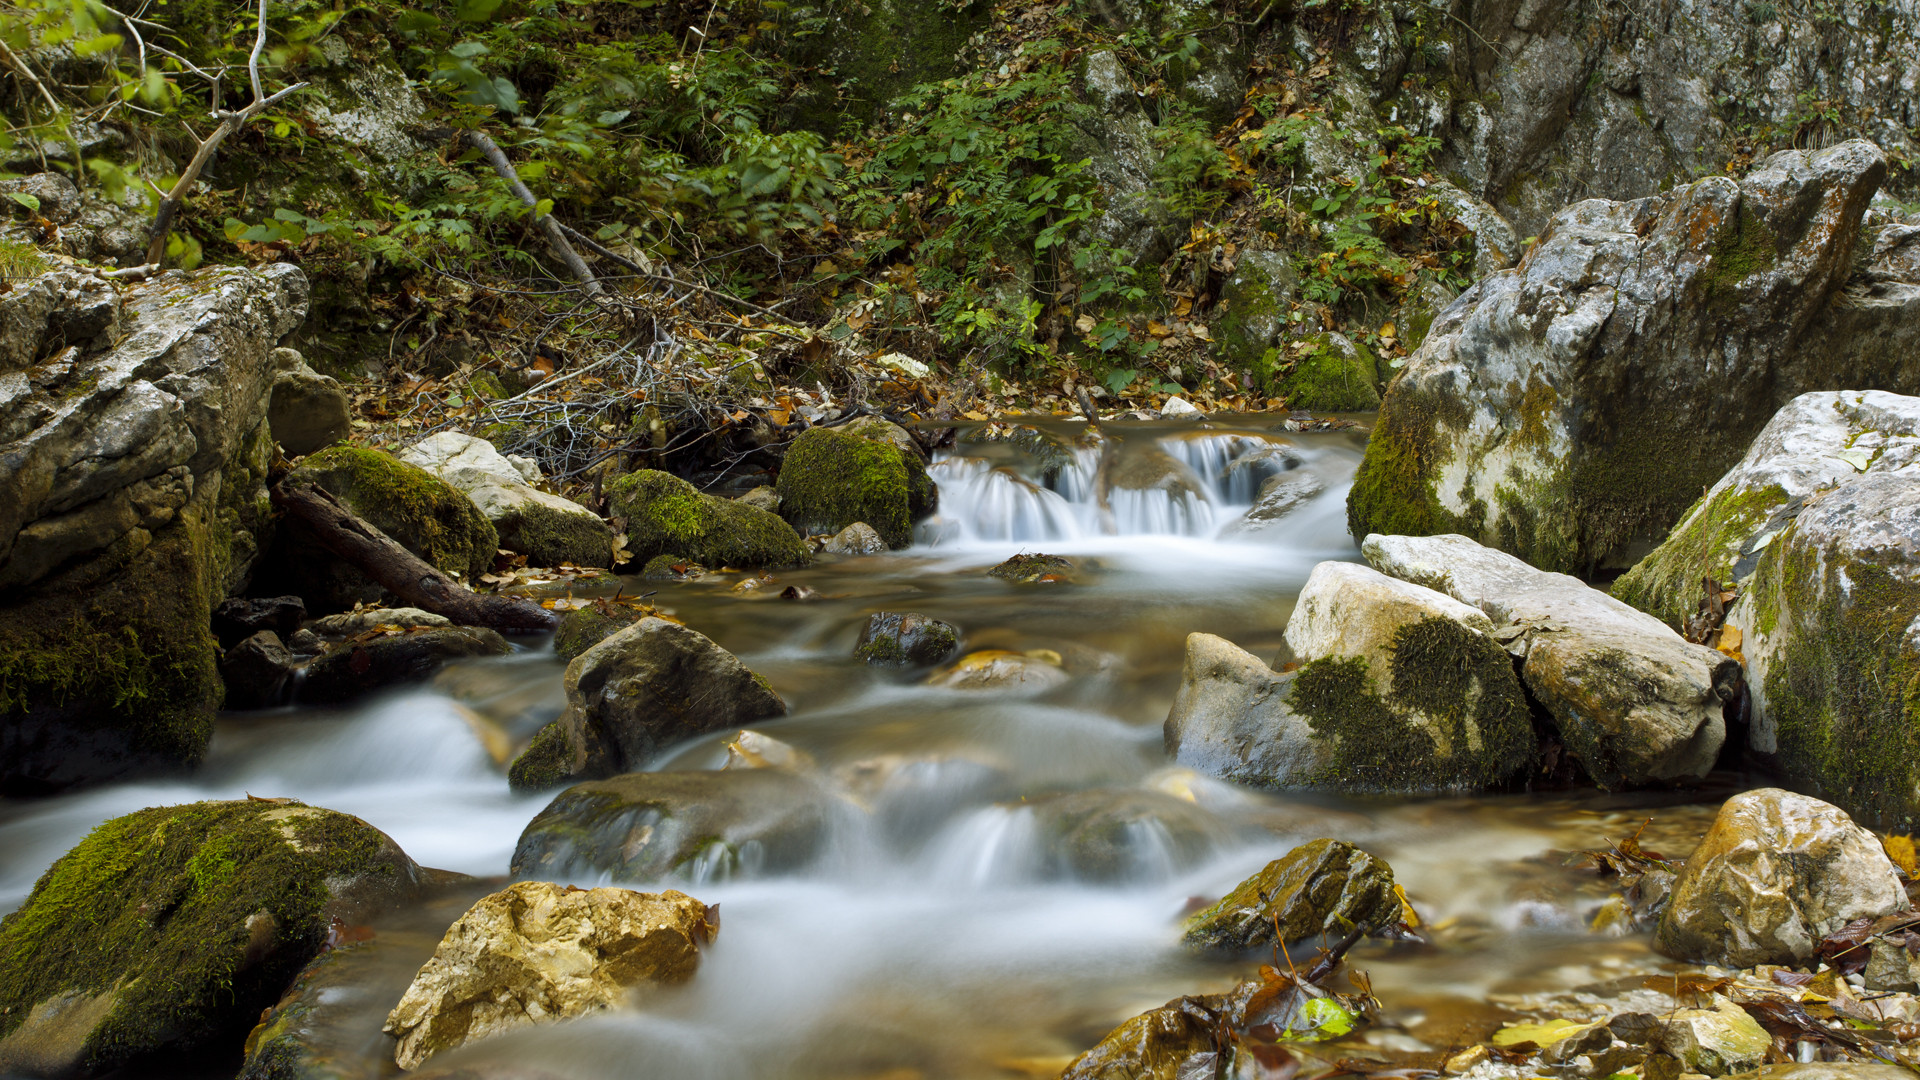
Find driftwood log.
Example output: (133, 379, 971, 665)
(272, 482, 558, 632)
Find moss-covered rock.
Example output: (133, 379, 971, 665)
(397, 432, 611, 569)
(987, 552, 1075, 583)
(1183, 838, 1401, 952)
(553, 602, 653, 663)
(0, 800, 422, 1078)
(777, 0, 991, 133)
(266, 447, 498, 613)
(855, 612, 960, 667)
(1277, 334, 1382, 413)
(775, 427, 936, 549)
(1214, 250, 1298, 374)
(607, 470, 809, 570)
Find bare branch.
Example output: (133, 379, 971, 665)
(460, 130, 605, 296)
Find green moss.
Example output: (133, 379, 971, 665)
(495, 501, 611, 569)
(606, 470, 809, 569)
(1511, 375, 1558, 451)
(286, 447, 497, 582)
(1552, 410, 1747, 575)
(553, 604, 648, 663)
(0, 802, 393, 1072)
(1278, 336, 1382, 412)
(775, 427, 935, 549)
(780, 0, 991, 133)
(1612, 482, 1790, 626)
(1345, 380, 1472, 541)
(1698, 201, 1780, 311)
(1291, 655, 1437, 789)
(507, 721, 577, 792)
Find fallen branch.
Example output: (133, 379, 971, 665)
(272, 482, 558, 632)
(461, 130, 604, 296)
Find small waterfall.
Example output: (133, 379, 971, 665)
(918, 426, 1347, 545)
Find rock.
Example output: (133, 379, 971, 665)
(1653, 999, 1770, 1077)
(1222, 470, 1330, 536)
(1347, 142, 1898, 574)
(722, 729, 815, 772)
(1214, 250, 1300, 377)
(552, 602, 651, 663)
(0, 264, 305, 794)
(383, 881, 715, 1069)
(310, 606, 453, 636)
(775, 426, 937, 548)
(398, 432, 611, 569)
(820, 521, 887, 556)
(987, 552, 1075, 582)
(735, 486, 781, 514)
(222, 630, 296, 710)
(212, 595, 306, 648)
(928, 649, 1070, 692)
(510, 769, 830, 882)
(607, 469, 809, 570)
(1724, 1067, 1920, 1080)
(1615, 391, 1920, 627)
(267, 348, 351, 457)
(506, 617, 786, 791)
(264, 447, 498, 614)
(1655, 789, 1905, 968)
(1279, 560, 1534, 791)
(1864, 939, 1920, 993)
(1363, 533, 1741, 787)
(1060, 984, 1256, 1080)
(639, 553, 708, 580)
(1276, 333, 1382, 413)
(1183, 838, 1401, 952)
(854, 612, 960, 667)
(0, 800, 423, 1078)
(1160, 396, 1203, 418)
(1163, 632, 1332, 789)
(299, 628, 512, 704)
(1100, 440, 1209, 510)
(1024, 788, 1230, 882)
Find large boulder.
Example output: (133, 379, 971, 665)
(398, 432, 611, 569)
(265, 446, 498, 613)
(1363, 534, 1741, 787)
(1655, 788, 1905, 968)
(775, 425, 937, 548)
(0, 264, 305, 794)
(1163, 632, 1331, 788)
(506, 617, 787, 790)
(510, 769, 831, 882)
(0, 800, 423, 1078)
(1183, 838, 1401, 952)
(1615, 391, 1920, 627)
(1346, 142, 1902, 574)
(606, 469, 809, 569)
(383, 881, 715, 1069)
(266, 347, 350, 457)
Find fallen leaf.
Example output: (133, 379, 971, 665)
(1490, 1019, 1601, 1049)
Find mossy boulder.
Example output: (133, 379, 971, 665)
(0, 800, 423, 1078)
(777, 0, 991, 133)
(606, 470, 809, 570)
(553, 602, 652, 663)
(855, 612, 960, 667)
(1276, 334, 1382, 413)
(1214, 250, 1298, 372)
(775, 427, 936, 549)
(267, 447, 498, 613)
(397, 432, 611, 569)
(1183, 838, 1401, 952)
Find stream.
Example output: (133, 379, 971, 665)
(0, 417, 1742, 1080)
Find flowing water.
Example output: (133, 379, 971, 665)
(0, 417, 1740, 1080)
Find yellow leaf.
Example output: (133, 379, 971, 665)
(1885, 834, 1918, 877)
(1148, 321, 1172, 337)
(1189, 324, 1211, 341)
(1173, 297, 1193, 316)
(1490, 1019, 1601, 1049)
(961, 410, 989, 421)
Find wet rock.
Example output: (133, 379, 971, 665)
(1280, 560, 1534, 791)
(1655, 789, 1905, 968)
(640, 553, 708, 580)
(310, 606, 452, 636)
(510, 769, 830, 882)
(1163, 632, 1331, 789)
(607, 469, 809, 570)
(267, 347, 351, 458)
(1160, 396, 1203, 419)
(776, 425, 937, 549)
(928, 649, 1070, 692)
(1183, 838, 1401, 952)
(1652, 999, 1769, 1077)
(735, 486, 781, 514)
(1864, 938, 1920, 993)
(1364, 533, 1741, 787)
(212, 595, 306, 648)
(1060, 984, 1253, 1080)
(285, 628, 323, 654)
(820, 521, 887, 556)
(1221, 470, 1329, 537)
(399, 432, 611, 569)
(0, 800, 423, 1078)
(1100, 440, 1209, 508)
(1614, 391, 1920, 627)
(552, 602, 651, 663)
(506, 617, 786, 791)
(987, 552, 1075, 583)
(854, 612, 960, 667)
(383, 881, 715, 1069)
(300, 628, 512, 704)
(1, 264, 304, 794)
(1723, 1067, 1920, 1080)
(264, 447, 499, 614)
(1025, 788, 1231, 883)
(1347, 142, 1898, 574)
(722, 729, 815, 772)
(222, 631, 297, 710)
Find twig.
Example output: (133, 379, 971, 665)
(0, 36, 87, 190)
(459, 130, 604, 296)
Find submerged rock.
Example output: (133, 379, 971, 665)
(820, 521, 888, 556)
(639, 553, 708, 580)
(1060, 984, 1255, 1080)
(1363, 533, 1740, 787)
(987, 552, 1075, 583)
(1347, 141, 1901, 574)
(1655, 789, 1904, 968)
(266, 446, 499, 613)
(510, 769, 830, 882)
(928, 649, 1070, 692)
(1024, 788, 1230, 882)
(855, 612, 960, 667)
(0, 800, 423, 1078)
(383, 881, 715, 1069)
(300, 627, 512, 704)
(776, 425, 937, 548)
(607, 469, 809, 570)
(1221, 470, 1329, 537)
(506, 617, 786, 791)
(399, 432, 611, 569)
(1183, 838, 1401, 952)
(267, 347, 351, 458)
